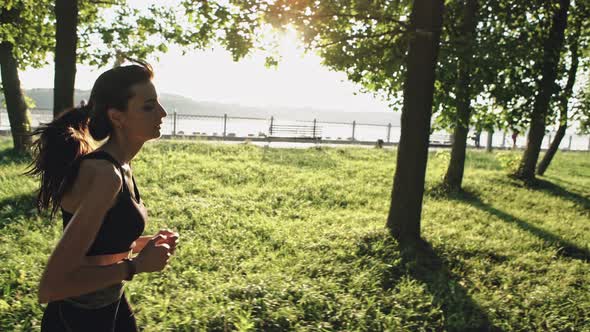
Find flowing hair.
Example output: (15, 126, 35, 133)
(26, 60, 154, 217)
(26, 106, 94, 217)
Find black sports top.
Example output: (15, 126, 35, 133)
(61, 151, 147, 256)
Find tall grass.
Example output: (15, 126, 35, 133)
(0, 138, 588, 331)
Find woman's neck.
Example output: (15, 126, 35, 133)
(99, 136, 143, 166)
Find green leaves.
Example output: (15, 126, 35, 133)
(168, 0, 412, 103)
(77, 4, 164, 67)
(0, 0, 54, 69)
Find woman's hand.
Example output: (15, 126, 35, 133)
(155, 229, 179, 255)
(133, 234, 171, 273)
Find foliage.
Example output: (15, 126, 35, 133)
(575, 80, 590, 133)
(436, 0, 582, 133)
(1, 138, 589, 331)
(265, 0, 413, 110)
(168, 0, 590, 136)
(566, 3, 590, 135)
(0, 0, 181, 70)
(77, 1, 176, 66)
(127, 0, 265, 64)
(489, 1, 590, 132)
(0, 0, 54, 69)
(433, 0, 496, 132)
(495, 151, 522, 173)
(169, 0, 413, 110)
(546, 1, 590, 130)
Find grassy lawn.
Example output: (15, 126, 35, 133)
(0, 138, 588, 331)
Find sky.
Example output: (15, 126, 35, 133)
(19, 29, 392, 113)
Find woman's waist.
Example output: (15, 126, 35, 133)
(59, 248, 135, 309)
(84, 248, 133, 266)
(61, 283, 125, 309)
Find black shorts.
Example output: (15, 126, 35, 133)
(41, 293, 138, 332)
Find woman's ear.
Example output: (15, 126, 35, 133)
(107, 108, 126, 129)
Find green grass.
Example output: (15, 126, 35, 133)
(0, 138, 589, 331)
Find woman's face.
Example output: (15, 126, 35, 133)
(120, 81, 167, 141)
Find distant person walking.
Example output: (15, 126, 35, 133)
(512, 131, 519, 149)
(472, 131, 481, 148)
(29, 61, 179, 331)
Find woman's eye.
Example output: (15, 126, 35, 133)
(143, 105, 155, 111)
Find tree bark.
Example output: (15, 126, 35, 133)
(444, 105, 470, 190)
(515, 0, 570, 182)
(537, 16, 581, 176)
(443, 0, 478, 191)
(53, 0, 79, 118)
(387, 0, 444, 242)
(486, 129, 493, 152)
(538, 123, 566, 175)
(0, 42, 33, 153)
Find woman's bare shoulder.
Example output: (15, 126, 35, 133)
(77, 158, 123, 192)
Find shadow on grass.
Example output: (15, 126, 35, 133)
(0, 145, 32, 167)
(534, 178, 590, 212)
(0, 192, 38, 230)
(543, 175, 590, 194)
(357, 232, 502, 331)
(494, 175, 590, 213)
(457, 190, 590, 263)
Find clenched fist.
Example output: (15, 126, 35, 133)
(134, 234, 172, 273)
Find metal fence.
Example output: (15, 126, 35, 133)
(154, 111, 590, 150)
(1, 108, 589, 151)
(165, 112, 406, 144)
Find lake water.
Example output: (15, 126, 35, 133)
(1, 110, 589, 151)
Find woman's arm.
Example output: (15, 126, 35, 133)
(132, 236, 152, 254)
(40, 235, 168, 303)
(38, 161, 170, 304)
(133, 230, 179, 254)
(38, 161, 122, 303)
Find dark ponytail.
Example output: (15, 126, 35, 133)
(27, 61, 154, 218)
(27, 105, 94, 217)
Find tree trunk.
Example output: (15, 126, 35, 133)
(515, 0, 570, 182)
(387, 0, 444, 242)
(486, 129, 493, 152)
(444, 105, 470, 190)
(53, 0, 79, 118)
(0, 42, 33, 153)
(537, 15, 581, 176)
(537, 123, 566, 175)
(443, 0, 478, 191)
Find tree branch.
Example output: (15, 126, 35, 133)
(277, 11, 409, 28)
(83, 0, 120, 5)
(316, 28, 405, 49)
(189, 1, 409, 28)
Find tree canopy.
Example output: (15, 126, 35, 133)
(0, 0, 54, 69)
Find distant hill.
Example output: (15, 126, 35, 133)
(1, 88, 400, 125)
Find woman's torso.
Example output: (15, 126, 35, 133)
(60, 150, 147, 260)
